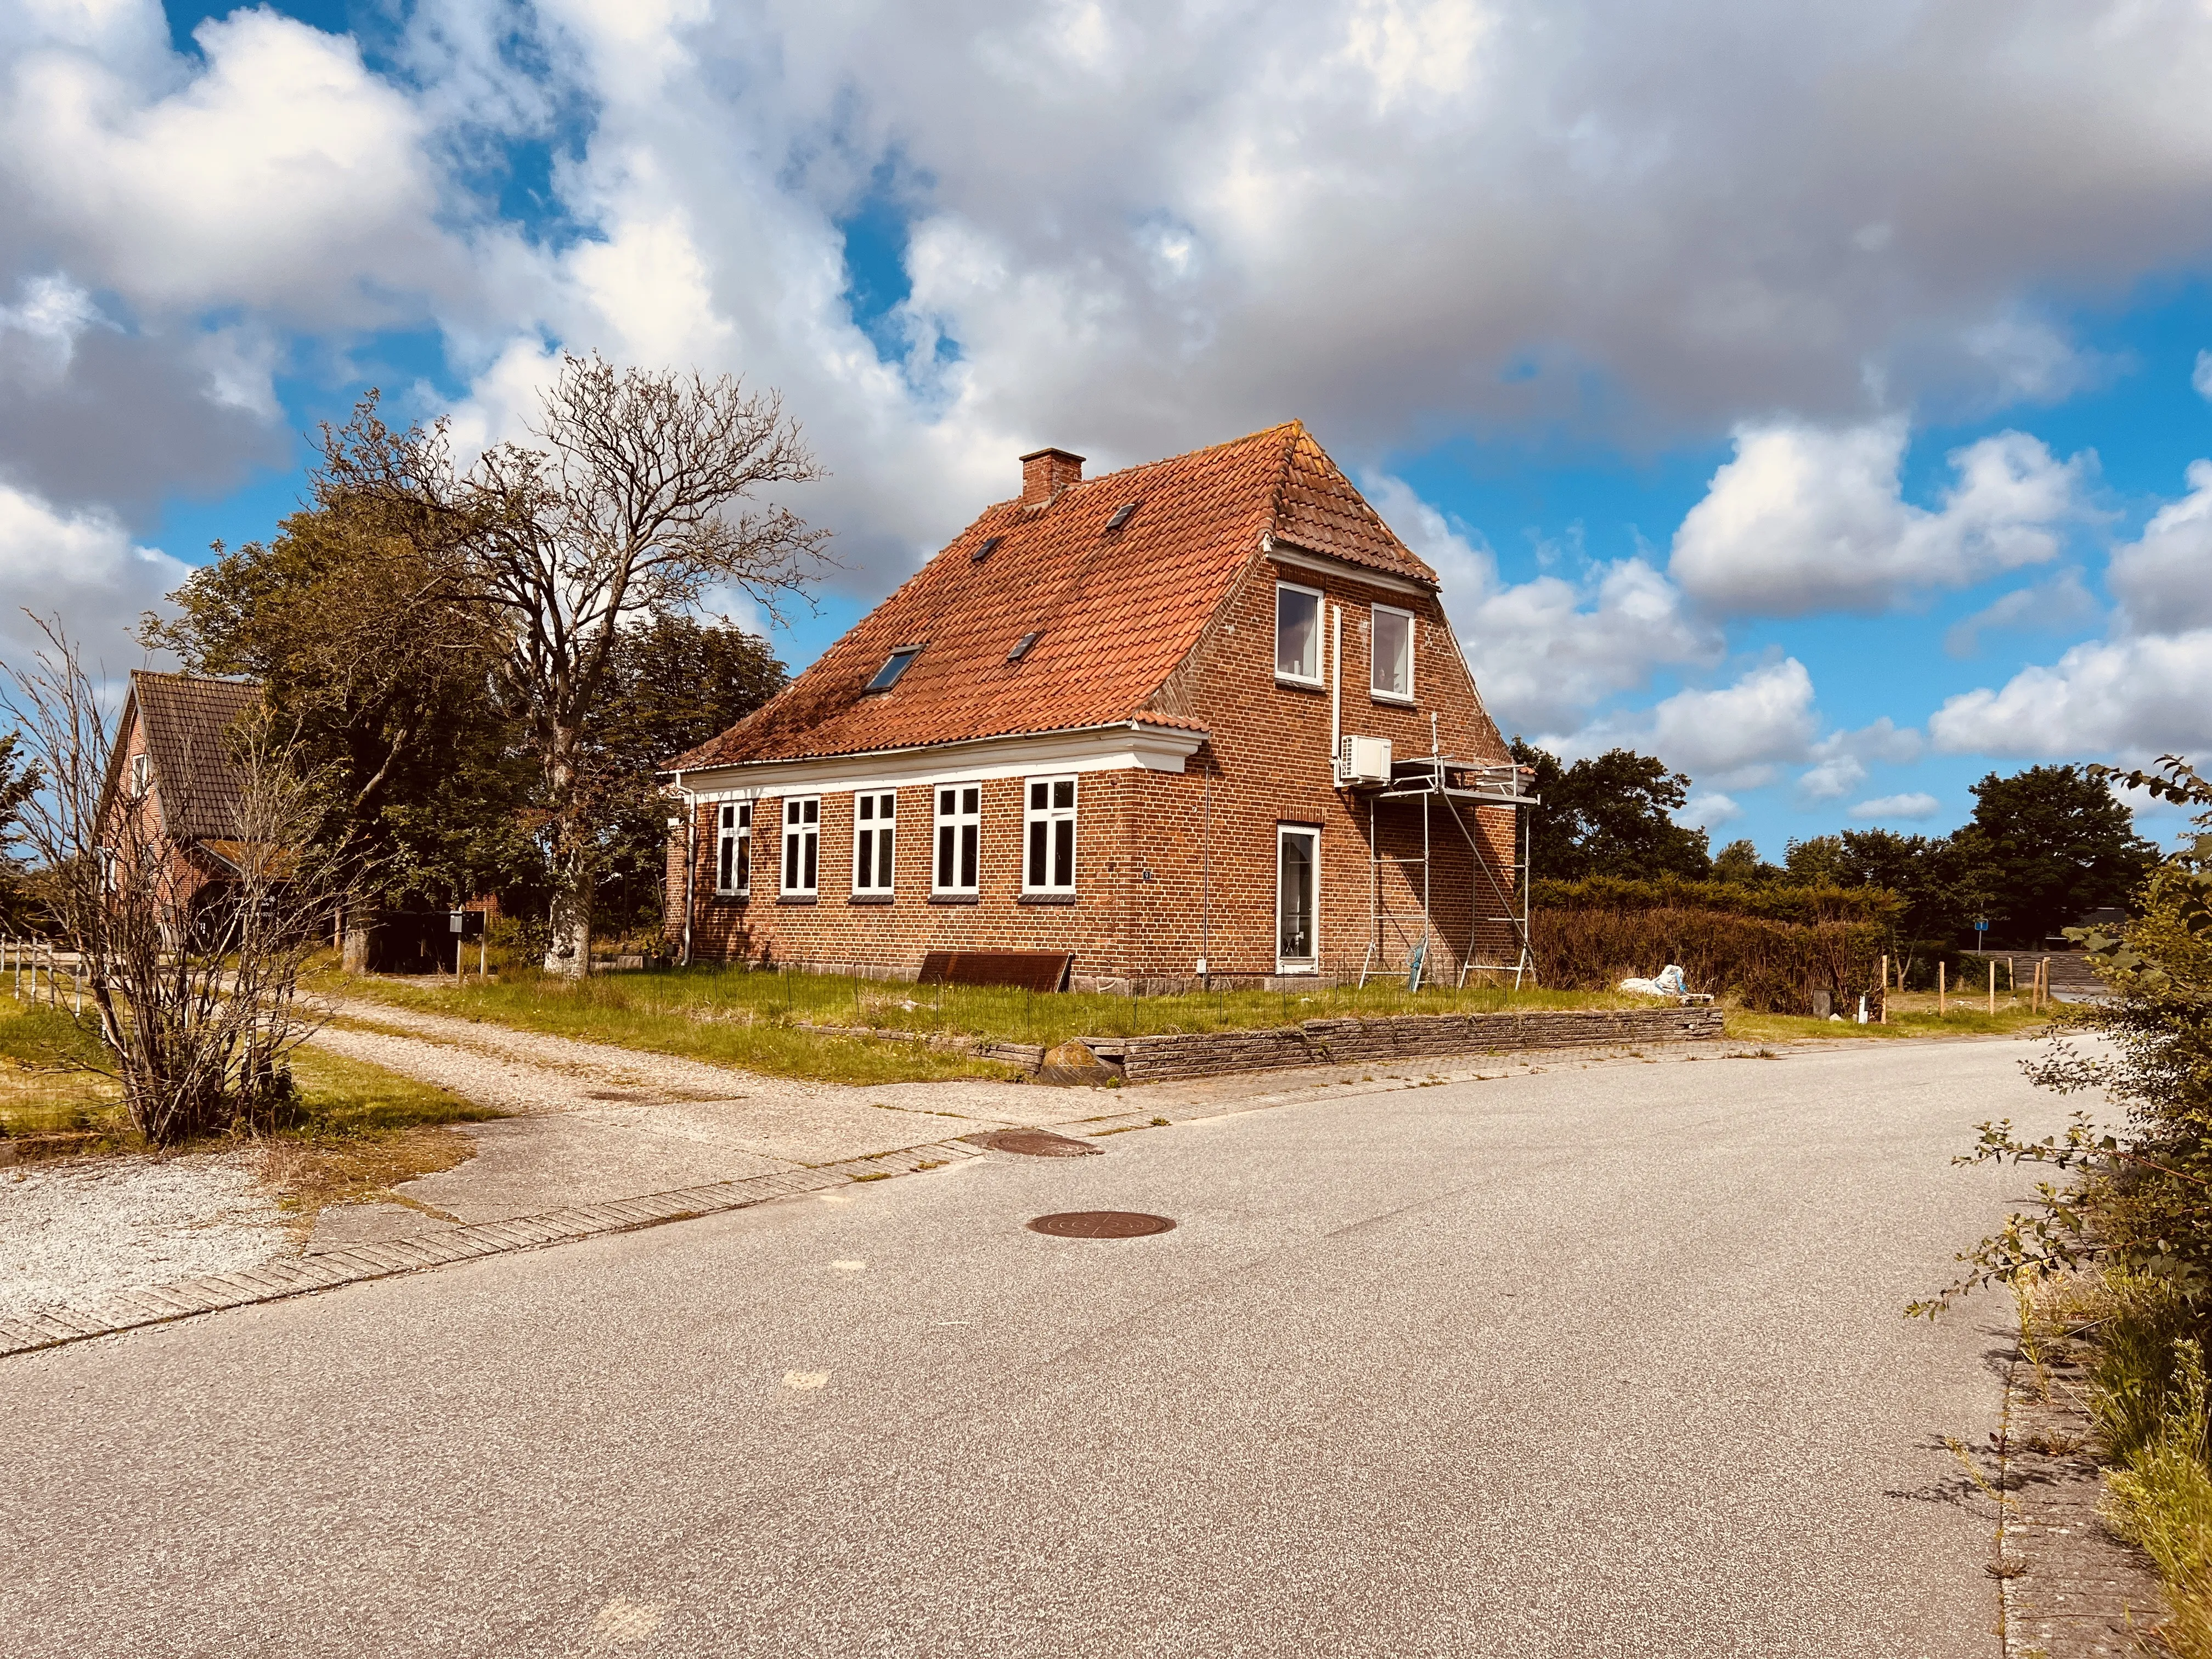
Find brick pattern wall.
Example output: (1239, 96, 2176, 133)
(667, 555, 1523, 983)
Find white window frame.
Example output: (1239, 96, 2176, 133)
(1274, 582, 1324, 687)
(1371, 605, 1415, 704)
(781, 796, 820, 896)
(715, 802, 752, 896)
(933, 783, 981, 895)
(1277, 825, 1321, 973)
(1023, 776, 1078, 894)
(853, 790, 896, 896)
(131, 753, 151, 798)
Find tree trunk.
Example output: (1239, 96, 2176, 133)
(545, 870, 591, 978)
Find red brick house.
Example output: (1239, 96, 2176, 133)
(95, 670, 264, 928)
(663, 423, 1534, 989)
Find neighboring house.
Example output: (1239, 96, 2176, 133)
(662, 423, 1535, 989)
(96, 670, 264, 926)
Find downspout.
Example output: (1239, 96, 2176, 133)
(1329, 605, 1342, 785)
(676, 769, 696, 968)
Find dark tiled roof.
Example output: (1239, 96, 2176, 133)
(672, 422, 1434, 769)
(122, 671, 263, 840)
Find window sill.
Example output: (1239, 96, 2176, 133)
(776, 895, 817, 906)
(1019, 892, 1078, 905)
(928, 893, 979, 905)
(848, 894, 894, 905)
(1370, 691, 1417, 707)
(708, 892, 749, 905)
(1274, 675, 1326, 693)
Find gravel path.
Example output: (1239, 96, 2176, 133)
(0, 1154, 291, 1321)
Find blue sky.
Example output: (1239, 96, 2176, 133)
(6, 0, 2212, 860)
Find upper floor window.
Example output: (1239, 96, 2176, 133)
(716, 802, 751, 895)
(1372, 605, 1415, 703)
(131, 754, 151, 798)
(934, 784, 980, 894)
(1025, 776, 1076, 893)
(854, 791, 896, 895)
(1276, 583, 1322, 686)
(781, 797, 820, 895)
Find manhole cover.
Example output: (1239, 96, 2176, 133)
(1026, 1211, 1177, 1238)
(966, 1128, 1102, 1158)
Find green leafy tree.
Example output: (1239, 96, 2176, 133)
(1510, 738, 1711, 881)
(581, 615, 785, 937)
(0, 727, 42, 932)
(1711, 838, 1781, 885)
(1957, 764, 2158, 946)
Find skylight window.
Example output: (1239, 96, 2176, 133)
(1008, 631, 1041, 662)
(865, 647, 922, 692)
(970, 535, 1003, 563)
(1104, 501, 1141, 531)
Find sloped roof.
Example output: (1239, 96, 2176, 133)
(672, 422, 1435, 769)
(112, 671, 263, 840)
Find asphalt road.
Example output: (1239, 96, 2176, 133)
(3, 1039, 2046, 1657)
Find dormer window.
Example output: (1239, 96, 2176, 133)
(865, 647, 921, 692)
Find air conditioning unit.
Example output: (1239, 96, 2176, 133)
(1337, 735, 1392, 786)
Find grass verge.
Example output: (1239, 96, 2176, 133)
(1724, 991, 2051, 1046)
(1, 995, 500, 1219)
(321, 964, 1658, 1084)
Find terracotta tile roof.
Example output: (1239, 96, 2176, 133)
(111, 671, 263, 840)
(672, 422, 1434, 769)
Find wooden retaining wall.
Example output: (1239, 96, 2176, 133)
(1083, 1006, 1724, 1083)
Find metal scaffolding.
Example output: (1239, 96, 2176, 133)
(1356, 749, 1540, 990)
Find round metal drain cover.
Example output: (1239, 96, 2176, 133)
(967, 1128, 1102, 1158)
(1026, 1211, 1177, 1239)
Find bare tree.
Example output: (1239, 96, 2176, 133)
(2, 617, 342, 1145)
(416, 355, 826, 975)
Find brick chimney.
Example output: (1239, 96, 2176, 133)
(1019, 447, 1085, 507)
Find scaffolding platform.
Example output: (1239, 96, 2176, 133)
(1351, 751, 1540, 990)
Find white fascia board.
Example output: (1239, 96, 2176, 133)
(1263, 536, 1437, 600)
(675, 723, 1208, 803)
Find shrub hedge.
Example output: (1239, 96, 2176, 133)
(1530, 904, 1886, 1014)
(1530, 875, 1903, 927)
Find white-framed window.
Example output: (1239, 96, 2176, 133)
(1372, 605, 1415, 703)
(934, 783, 980, 894)
(853, 790, 896, 895)
(715, 802, 751, 895)
(1025, 776, 1077, 893)
(131, 753, 151, 798)
(1275, 582, 1323, 686)
(1277, 825, 1319, 971)
(781, 797, 819, 896)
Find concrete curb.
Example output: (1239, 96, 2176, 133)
(0, 1136, 988, 1361)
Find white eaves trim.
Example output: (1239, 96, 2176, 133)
(672, 722, 1207, 804)
(1262, 534, 1437, 599)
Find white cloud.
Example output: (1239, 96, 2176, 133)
(1678, 791, 1742, 830)
(0, 480, 185, 663)
(1848, 792, 1942, 821)
(1794, 716, 1923, 802)
(1930, 629, 2212, 757)
(2109, 459, 2212, 635)
(2, 8, 464, 321)
(1360, 475, 1722, 735)
(1944, 568, 2098, 657)
(2194, 350, 2212, 403)
(1670, 417, 2089, 617)
(1562, 657, 1821, 787)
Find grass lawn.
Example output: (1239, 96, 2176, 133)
(1723, 989, 2057, 1045)
(329, 963, 1695, 1084)
(0, 994, 500, 1220)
